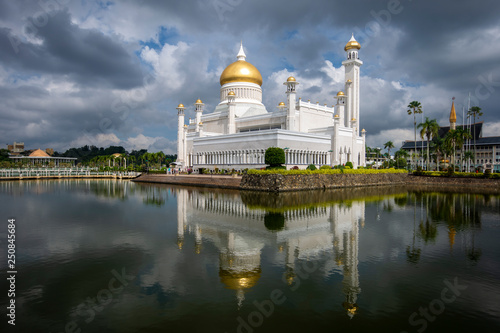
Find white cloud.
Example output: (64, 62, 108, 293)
(483, 122, 500, 137)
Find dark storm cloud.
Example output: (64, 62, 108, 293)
(0, 9, 143, 89)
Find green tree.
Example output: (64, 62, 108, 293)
(265, 147, 285, 168)
(467, 106, 483, 168)
(432, 136, 445, 171)
(383, 141, 395, 166)
(407, 101, 423, 171)
(444, 129, 471, 169)
(417, 117, 439, 171)
(454, 127, 472, 171)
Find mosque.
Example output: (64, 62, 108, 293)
(176, 35, 366, 171)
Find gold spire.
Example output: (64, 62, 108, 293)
(449, 97, 457, 123)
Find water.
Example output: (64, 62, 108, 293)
(0, 179, 499, 333)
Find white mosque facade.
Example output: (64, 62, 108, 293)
(176, 36, 366, 171)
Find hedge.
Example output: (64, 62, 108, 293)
(247, 168, 407, 175)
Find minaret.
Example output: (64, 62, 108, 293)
(195, 99, 204, 133)
(227, 91, 236, 134)
(284, 76, 299, 131)
(176, 104, 185, 166)
(342, 35, 363, 136)
(449, 97, 457, 130)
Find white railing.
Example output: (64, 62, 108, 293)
(0, 167, 141, 178)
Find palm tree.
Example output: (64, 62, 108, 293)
(417, 117, 439, 171)
(467, 106, 483, 169)
(463, 151, 474, 171)
(407, 101, 423, 171)
(432, 136, 444, 171)
(454, 127, 472, 171)
(444, 129, 471, 169)
(384, 141, 395, 164)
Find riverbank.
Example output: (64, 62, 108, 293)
(132, 173, 500, 193)
(132, 173, 243, 189)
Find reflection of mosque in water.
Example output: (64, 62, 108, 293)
(175, 189, 365, 316)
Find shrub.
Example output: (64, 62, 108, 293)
(265, 147, 285, 167)
(266, 165, 286, 170)
(320, 165, 331, 170)
(306, 164, 317, 170)
(246, 168, 406, 175)
(484, 169, 492, 178)
(345, 161, 353, 169)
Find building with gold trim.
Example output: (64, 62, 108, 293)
(176, 35, 366, 171)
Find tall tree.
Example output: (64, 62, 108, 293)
(384, 141, 395, 165)
(454, 127, 472, 171)
(417, 117, 439, 171)
(467, 106, 483, 169)
(432, 136, 444, 171)
(444, 129, 471, 169)
(407, 101, 423, 170)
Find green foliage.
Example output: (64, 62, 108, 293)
(247, 168, 406, 175)
(306, 164, 317, 170)
(266, 165, 286, 170)
(265, 147, 285, 167)
(345, 161, 353, 169)
(319, 165, 331, 170)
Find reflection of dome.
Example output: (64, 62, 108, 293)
(220, 60, 263, 86)
(219, 268, 261, 290)
(343, 302, 359, 319)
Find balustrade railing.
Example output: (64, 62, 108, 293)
(0, 168, 141, 178)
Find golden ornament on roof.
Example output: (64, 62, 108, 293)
(220, 60, 263, 86)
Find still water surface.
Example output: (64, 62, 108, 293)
(0, 180, 499, 333)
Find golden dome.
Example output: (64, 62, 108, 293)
(199, 121, 203, 125)
(347, 79, 352, 83)
(183, 124, 188, 128)
(219, 268, 261, 290)
(362, 128, 366, 132)
(177, 103, 185, 108)
(337, 91, 345, 96)
(29, 149, 50, 157)
(287, 76, 296, 82)
(334, 114, 340, 118)
(220, 60, 263, 86)
(278, 102, 285, 106)
(345, 35, 361, 51)
(351, 118, 356, 121)
(228, 91, 235, 96)
(195, 99, 203, 104)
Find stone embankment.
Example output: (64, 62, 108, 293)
(133, 173, 500, 193)
(132, 174, 243, 189)
(240, 173, 408, 192)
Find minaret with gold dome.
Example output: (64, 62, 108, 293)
(449, 97, 457, 130)
(342, 34, 363, 136)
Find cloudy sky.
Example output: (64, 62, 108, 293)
(1, 0, 499, 154)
